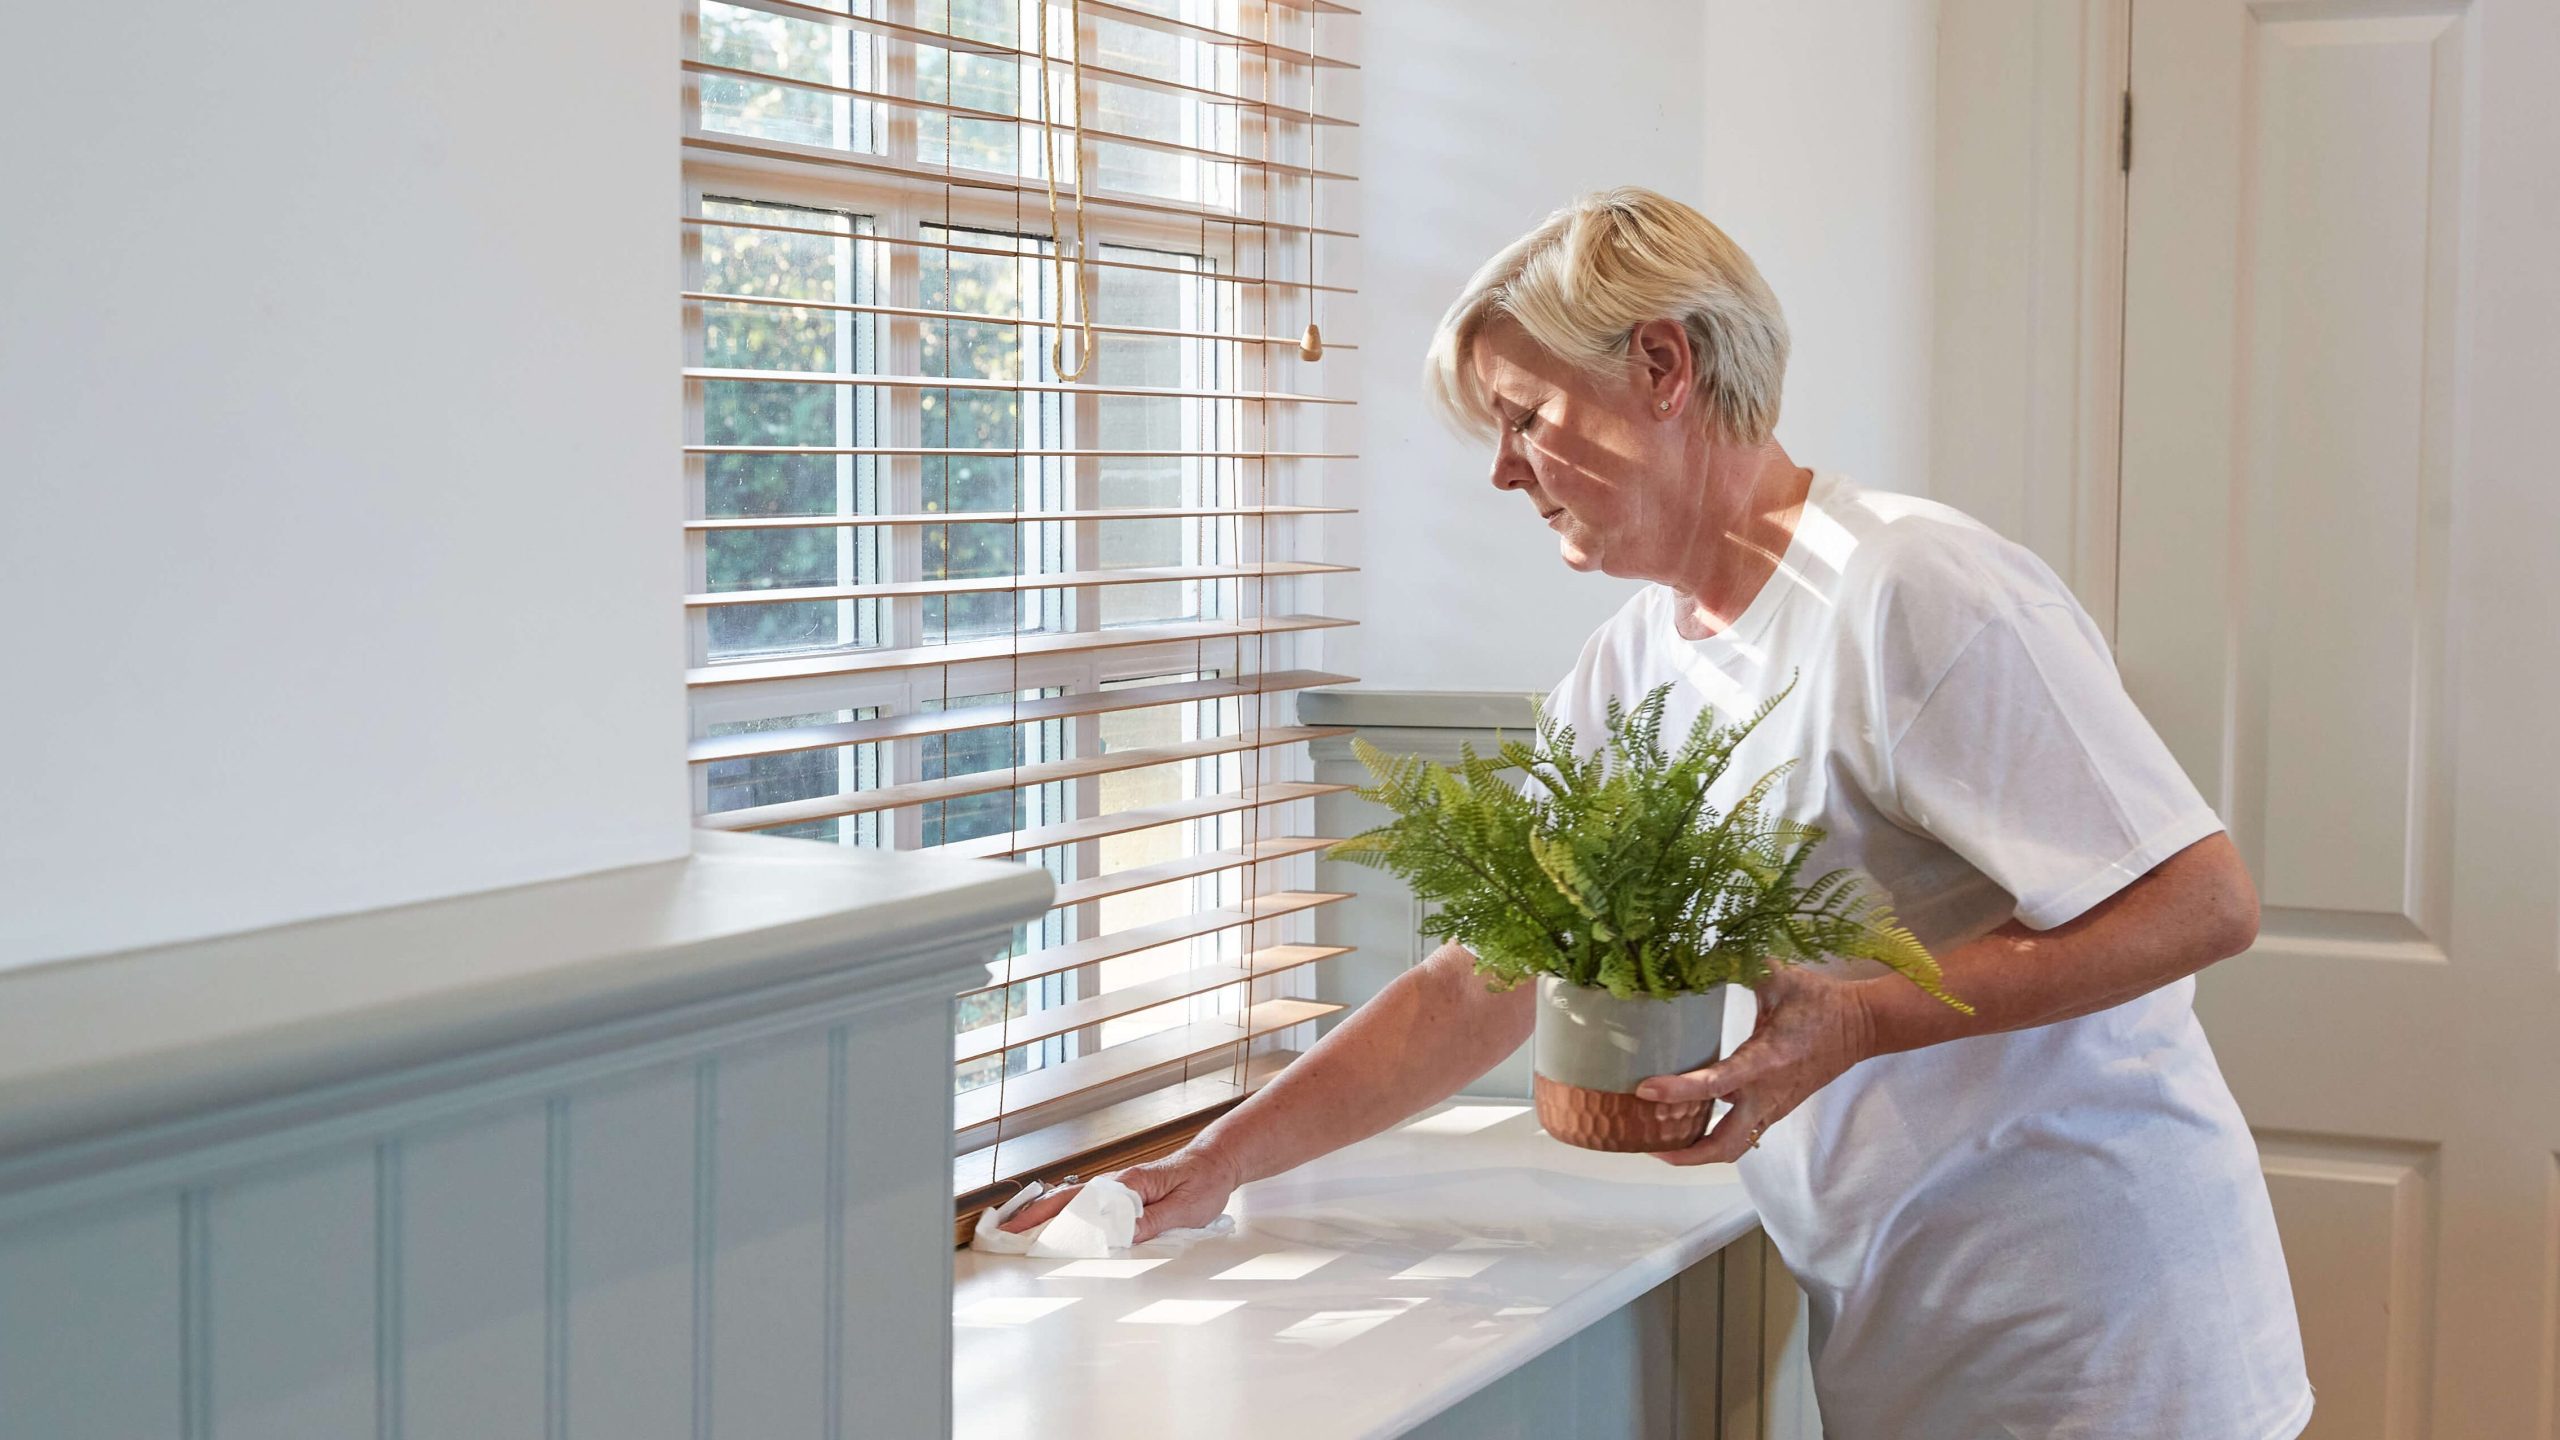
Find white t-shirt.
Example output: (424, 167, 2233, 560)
(1537, 474, 2311, 1440)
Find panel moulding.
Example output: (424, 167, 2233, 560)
(2254, 1130, 2440, 1440)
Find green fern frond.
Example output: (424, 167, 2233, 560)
(1324, 672, 1965, 1011)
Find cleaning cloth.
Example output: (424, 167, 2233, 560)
(968, 1177, 1235, 1257)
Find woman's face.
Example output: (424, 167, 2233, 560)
(1467, 317, 1701, 581)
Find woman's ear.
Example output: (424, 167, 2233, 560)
(1628, 318, 1694, 418)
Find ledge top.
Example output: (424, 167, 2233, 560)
(0, 831, 1051, 1166)
(953, 1101, 1758, 1440)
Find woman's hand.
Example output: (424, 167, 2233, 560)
(996, 1147, 1242, 1243)
(1638, 966, 1879, 1166)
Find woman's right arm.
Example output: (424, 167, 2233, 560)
(1002, 941, 1534, 1239)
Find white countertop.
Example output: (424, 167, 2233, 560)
(952, 1101, 1760, 1440)
(0, 830, 1051, 1166)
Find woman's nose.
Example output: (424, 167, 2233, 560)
(1489, 439, 1532, 491)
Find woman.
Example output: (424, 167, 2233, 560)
(1010, 188, 2311, 1438)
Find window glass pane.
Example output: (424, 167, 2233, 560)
(915, 0, 1022, 176)
(1087, 20, 1196, 202)
(697, 198, 883, 658)
(921, 224, 1072, 642)
(1096, 675, 1205, 1046)
(919, 688, 1065, 849)
(704, 707, 885, 847)
(697, 1, 883, 153)
(1092, 243, 1216, 628)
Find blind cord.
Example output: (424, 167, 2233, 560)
(1035, 0, 1098, 381)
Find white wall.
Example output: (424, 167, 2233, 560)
(0, 0, 687, 967)
(1339, 0, 1940, 697)
(1336, 0, 1700, 695)
(1699, 0, 1941, 498)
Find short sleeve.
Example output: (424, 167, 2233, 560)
(1883, 600, 2224, 929)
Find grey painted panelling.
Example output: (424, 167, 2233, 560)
(402, 1108, 550, 1439)
(208, 1152, 378, 1440)
(1408, 1285, 1675, 1439)
(565, 1066, 699, 1440)
(708, 1033, 834, 1438)
(0, 1198, 180, 1440)
(0, 978, 984, 1439)
(839, 1007, 957, 1440)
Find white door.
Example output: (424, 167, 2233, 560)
(2118, 2, 2560, 1436)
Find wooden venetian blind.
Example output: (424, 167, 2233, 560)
(679, 0, 1359, 1200)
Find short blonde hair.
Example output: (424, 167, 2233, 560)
(1423, 187, 1790, 445)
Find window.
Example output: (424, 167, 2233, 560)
(680, 0, 1360, 1205)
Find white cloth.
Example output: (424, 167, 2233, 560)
(1536, 474, 2310, 1439)
(969, 1178, 1235, 1258)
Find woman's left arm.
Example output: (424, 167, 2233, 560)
(1639, 829, 2259, 1166)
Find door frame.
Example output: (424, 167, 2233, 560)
(1928, 0, 2132, 638)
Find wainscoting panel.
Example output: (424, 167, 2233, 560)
(838, 998, 964, 1440)
(708, 1035, 835, 1439)
(563, 1065, 700, 1440)
(402, 1107, 552, 1438)
(205, 1152, 380, 1440)
(0, 1197, 180, 1440)
(0, 966, 1010, 1439)
(0, 833, 1043, 1438)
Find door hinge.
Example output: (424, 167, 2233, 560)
(2120, 90, 2134, 173)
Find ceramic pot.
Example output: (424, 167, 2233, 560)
(1531, 976, 1731, 1152)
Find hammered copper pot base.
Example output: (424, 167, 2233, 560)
(1534, 1073, 1711, 1152)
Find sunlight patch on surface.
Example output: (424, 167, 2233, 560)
(1118, 1299, 1247, 1325)
(1402, 1105, 1529, 1136)
(1044, 1258, 1169, 1279)
(1392, 1250, 1506, 1280)
(956, 1296, 1082, 1326)
(1214, 1248, 1343, 1281)
(1273, 1298, 1428, 1350)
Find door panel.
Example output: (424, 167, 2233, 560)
(2122, 1, 2560, 1435)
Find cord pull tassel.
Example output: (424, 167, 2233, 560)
(1297, 322, 1324, 362)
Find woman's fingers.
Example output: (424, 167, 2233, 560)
(995, 1181, 1083, 1233)
(1650, 1099, 1767, 1167)
(1636, 1032, 1777, 1104)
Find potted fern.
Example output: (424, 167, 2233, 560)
(1330, 682, 1968, 1152)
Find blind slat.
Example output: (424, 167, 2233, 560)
(967, 890, 1351, 992)
(702, 726, 1349, 833)
(954, 943, 1346, 1063)
(684, 288, 1357, 350)
(706, 0, 1360, 115)
(934, 780, 1347, 861)
(685, 61, 1358, 181)
(685, 613, 1353, 689)
(952, 1046, 1295, 1197)
(683, 215, 1358, 297)
(682, 133, 1358, 239)
(1048, 836, 1338, 910)
(684, 364, 1348, 405)
(953, 997, 1340, 1132)
(687, 668, 1353, 765)
(686, 504, 1351, 531)
(685, 0, 1355, 1190)
(688, 560, 1351, 607)
(1069, 0, 1358, 69)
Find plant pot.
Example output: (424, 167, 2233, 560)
(1531, 976, 1731, 1152)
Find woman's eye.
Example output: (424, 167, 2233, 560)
(1511, 409, 1540, 435)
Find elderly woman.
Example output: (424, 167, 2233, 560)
(1011, 188, 2311, 1438)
